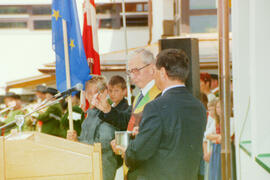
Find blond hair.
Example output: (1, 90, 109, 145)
(85, 75, 107, 92)
(208, 98, 220, 125)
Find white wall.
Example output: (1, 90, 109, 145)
(0, 30, 54, 87)
(232, 0, 270, 179)
(97, 27, 149, 54)
(249, 0, 270, 155)
(0, 27, 148, 83)
(152, 0, 174, 43)
(238, 151, 270, 180)
(232, 0, 251, 178)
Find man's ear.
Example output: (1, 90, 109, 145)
(150, 64, 156, 75)
(123, 88, 127, 96)
(160, 67, 167, 80)
(206, 81, 211, 88)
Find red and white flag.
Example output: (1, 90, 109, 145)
(82, 0, 100, 75)
(81, 0, 100, 112)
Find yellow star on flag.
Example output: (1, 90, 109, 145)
(70, 39, 75, 49)
(52, 9, 61, 21)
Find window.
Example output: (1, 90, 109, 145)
(0, 7, 27, 14)
(190, 0, 216, 10)
(175, 0, 231, 34)
(96, 2, 148, 29)
(0, 5, 51, 30)
(190, 15, 217, 33)
(0, 22, 27, 29)
(96, 4, 121, 29)
(96, 4, 118, 14)
(122, 16, 148, 27)
(190, 14, 231, 33)
(136, 4, 144, 12)
(34, 20, 51, 30)
(143, 4, 148, 11)
(32, 6, 51, 15)
(99, 19, 113, 28)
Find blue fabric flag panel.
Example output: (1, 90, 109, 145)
(52, 0, 90, 92)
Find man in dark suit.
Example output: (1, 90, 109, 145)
(118, 49, 207, 180)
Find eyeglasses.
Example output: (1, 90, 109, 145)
(126, 64, 150, 76)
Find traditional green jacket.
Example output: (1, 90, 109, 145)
(59, 105, 84, 138)
(4, 109, 24, 124)
(2, 109, 24, 134)
(37, 103, 63, 137)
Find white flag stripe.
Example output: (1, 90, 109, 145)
(89, 4, 99, 52)
(83, 0, 99, 53)
(84, 0, 91, 25)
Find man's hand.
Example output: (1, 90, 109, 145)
(132, 126, 139, 137)
(66, 130, 78, 141)
(111, 139, 119, 154)
(111, 139, 127, 158)
(116, 145, 127, 159)
(203, 152, 211, 162)
(91, 89, 111, 113)
(216, 135, 222, 144)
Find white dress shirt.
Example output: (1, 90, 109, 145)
(141, 80, 155, 96)
(162, 84, 185, 96)
(207, 93, 216, 102)
(203, 115, 216, 142)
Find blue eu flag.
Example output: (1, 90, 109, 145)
(52, 0, 91, 92)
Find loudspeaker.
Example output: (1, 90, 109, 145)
(158, 38, 200, 99)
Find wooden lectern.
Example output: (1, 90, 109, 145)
(0, 132, 103, 180)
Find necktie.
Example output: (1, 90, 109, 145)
(134, 91, 144, 109)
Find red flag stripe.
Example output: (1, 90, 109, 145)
(82, 0, 100, 112)
(90, 0, 95, 7)
(83, 0, 100, 75)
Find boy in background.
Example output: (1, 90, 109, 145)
(107, 75, 130, 171)
(108, 75, 129, 111)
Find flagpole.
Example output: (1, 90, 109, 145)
(62, 19, 74, 131)
(121, 1, 131, 179)
(218, 0, 231, 179)
(121, 0, 132, 106)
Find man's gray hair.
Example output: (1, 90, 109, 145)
(129, 48, 156, 64)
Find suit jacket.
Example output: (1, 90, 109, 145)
(125, 87, 207, 180)
(98, 104, 132, 131)
(113, 98, 129, 168)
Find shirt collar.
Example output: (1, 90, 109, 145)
(162, 84, 185, 96)
(211, 87, 219, 93)
(141, 80, 155, 96)
(112, 98, 125, 108)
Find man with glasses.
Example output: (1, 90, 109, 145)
(118, 49, 207, 180)
(93, 48, 161, 133)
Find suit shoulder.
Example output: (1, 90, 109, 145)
(192, 96, 206, 111)
(144, 94, 165, 111)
